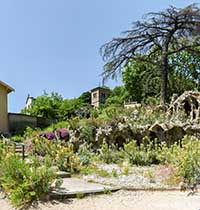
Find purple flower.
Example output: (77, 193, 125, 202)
(55, 128, 69, 140)
(44, 132, 55, 140)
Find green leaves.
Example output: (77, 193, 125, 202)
(122, 58, 160, 102)
(0, 154, 56, 208)
(21, 91, 92, 121)
(122, 51, 200, 103)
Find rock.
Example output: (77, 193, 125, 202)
(149, 123, 185, 145)
(165, 124, 185, 146)
(168, 91, 200, 121)
(149, 123, 165, 143)
(184, 124, 200, 138)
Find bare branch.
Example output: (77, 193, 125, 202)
(100, 4, 200, 104)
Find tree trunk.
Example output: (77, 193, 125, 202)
(160, 52, 168, 105)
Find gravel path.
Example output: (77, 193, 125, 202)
(83, 164, 176, 189)
(34, 191, 200, 210)
(0, 165, 198, 210)
(1, 190, 200, 210)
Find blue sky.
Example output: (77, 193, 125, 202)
(0, 0, 195, 112)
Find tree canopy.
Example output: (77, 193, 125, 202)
(122, 51, 200, 103)
(21, 91, 92, 120)
(101, 4, 200, 104)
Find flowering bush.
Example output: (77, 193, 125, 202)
(40, 132, 55, 140)
(44, 132, 55, 140)
(55, 128, 70, 141)
(55, 145, 80, 172)
(29, 135, 80, 172)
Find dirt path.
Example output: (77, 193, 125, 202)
(1, 190, 200, 210)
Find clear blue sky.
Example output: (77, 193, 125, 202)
(0, 0, 195, 112)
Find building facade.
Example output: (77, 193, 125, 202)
(91, 87, 110, 108)
(25, 94, 35, 109)
(0, 80, 14, 133)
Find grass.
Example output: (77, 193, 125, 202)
(76, 193, 85, 199)
(80, 165, 110, 178)
(111, 169, 118, 177)
(122, 167, 130, 176)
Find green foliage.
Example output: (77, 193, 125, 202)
(168, 136, 200, 186)
(97, 135, 200, 187)
(78, 91, 91, 104)
(0, 141, 9, 162)
(80, 165, 110, 177)
(76, 192, 85, 199)
(45, 121, 69, 132)
(55, 145, 80, 172)
(168, 51, 200, 99)
(23, 127, 37, 139)
(99, 106, 124, 121)
(122, 52, 200, 103)
(21, 91, 92, 121)
(10, 135, 23, 143)
(103, 187, 111, 194)
(59, 98, 83, 119)
(77, 144, 93, 166)
(111, 169, 118, 177)
(122, 57, 160, 103)
(30, 135, 80, 172)
(105, 86, 127, 107)
(0, 154, 56, 208)
(21, 91, 63, 119)
(123, 139, 160, 166)
(122, 166, 130, 176)
(98, 141, 122, 164)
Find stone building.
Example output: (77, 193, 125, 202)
(91, 86, 110, 108)
(0, 80, 14, 133)
(25, 94, 35, 109)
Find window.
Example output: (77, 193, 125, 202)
(101, 93, 106, 98)
(93, 92, 97, 99)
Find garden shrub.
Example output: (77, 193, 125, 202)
(121, 135, 200, 187)
(77, 144, 93, 166)
(0, 141, 9, 161)
(10, 135, 23, 143)
(45, 121, 69, 131)
(55, 144, 80, 172)
(98, 141, 123, 164)
(123, 139, 160, 166)
(0, 154, 56, 208)
(29, 135, 80, 172)
(30, 136, 57, 156)
(168, 135, 200, 187)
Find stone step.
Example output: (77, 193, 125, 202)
(50, 177, 120, 199)
(8, 145, 24, 151)
(15, 148, 23, 152)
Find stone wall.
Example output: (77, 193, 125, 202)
(8, 113, 55, 135)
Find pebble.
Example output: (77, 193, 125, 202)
(83, 164, 172, 189)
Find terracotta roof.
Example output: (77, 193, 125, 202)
(0, 80, 14, 93)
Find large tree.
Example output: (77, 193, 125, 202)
(101, 4, 200, 105)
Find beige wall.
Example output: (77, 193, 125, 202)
(0, 84, 8, 133)
(91, 90, 100, 107)
(91, 89, 110, 108)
